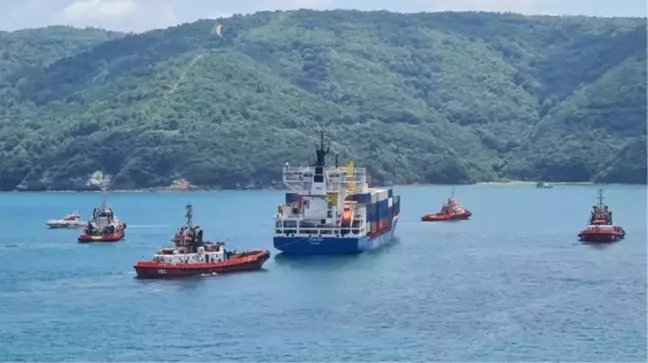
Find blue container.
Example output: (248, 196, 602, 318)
(355, 193, 371, 204)
(379, 199, 389, 216)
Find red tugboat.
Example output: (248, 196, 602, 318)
(578, 189, 625, 243)
(133, 204, 270, 279)
(78, 195, 126, 243)
(421, 191, 472, 222)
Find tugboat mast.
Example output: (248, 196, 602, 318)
(98, 174, 112, 209)
(185, 203, 193, 228)
(597, 188, 605, 207)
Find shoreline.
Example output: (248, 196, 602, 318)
(3, 181, 644, 193)
(472, 181, 595, 186)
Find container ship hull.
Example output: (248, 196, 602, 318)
(274, 216, 399, 255)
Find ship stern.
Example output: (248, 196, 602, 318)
(273, 236, 362, 255)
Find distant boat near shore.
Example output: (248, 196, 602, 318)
(536, 181, 553, 189)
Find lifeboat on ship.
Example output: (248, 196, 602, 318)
(78, 200, 126, 243)
(578, 189, 625, 243)
(421, 192, 472, 222)
(133, 204, 270, 279)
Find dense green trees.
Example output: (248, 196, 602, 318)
(0, 11, 645, 190)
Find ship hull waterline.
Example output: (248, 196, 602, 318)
(578, 230, 625, 243)
(421, 211, 471, 222)
(47, 224, 85, 229)
(273, 216, 399, 255)
(133, 250, 271, 279)
(78, 230, 126, 243)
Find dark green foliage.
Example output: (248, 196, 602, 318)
(0, 11, 645, 190)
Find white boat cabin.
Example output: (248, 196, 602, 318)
(586, 224, 614, 230)
(151, 246, 226, 265)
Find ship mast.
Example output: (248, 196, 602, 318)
(597, 188, 605, 207)
(100, 184, 108, 207)
(185, 203, 193, 228)
(314, 131, 330, 167)
(97, 173, 110, 208)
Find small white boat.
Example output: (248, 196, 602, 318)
(536, 181, 553, 189)
(46, 212, 86, 229)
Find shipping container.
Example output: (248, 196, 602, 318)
(370, 202, 378, 223)
(354, 193, 371, 204)
(379, 199, 388, 216)
(364, 205, 370, 222)
(375, 201, 379, 220)
(371, 191, 378, 204)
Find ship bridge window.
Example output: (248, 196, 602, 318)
(314, 167, 324, 182)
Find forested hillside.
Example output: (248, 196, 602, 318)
(0, 11, 645, 191)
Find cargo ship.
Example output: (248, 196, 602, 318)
(273, 133, 400, 255)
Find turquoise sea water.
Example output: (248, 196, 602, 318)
(0, 184, 646, 361)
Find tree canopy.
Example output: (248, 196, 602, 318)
(0, 11, 645, 190)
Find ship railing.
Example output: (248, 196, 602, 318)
(275, 219, 366, 227)
(276, 207, 366, 220)
(274, 223, 367, 237)
(283, 166, 367, 182)
(281, 179, 368, 193)
(283, 166, 367, 173)
(281, 176, 368, 187)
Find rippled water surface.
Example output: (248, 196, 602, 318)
(0, 184, 646, 361)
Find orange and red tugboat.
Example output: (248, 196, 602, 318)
(421, 191, 472, 222)
(133, 204, 270, 279)
(578, 189, 625, 243)
(78, 197, 126, 243)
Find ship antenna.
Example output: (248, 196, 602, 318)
(335, 153, 339, 168)
(100, 180, 108, 207)
(597, 188, 605, 207)
(185, 203, 193, 228)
